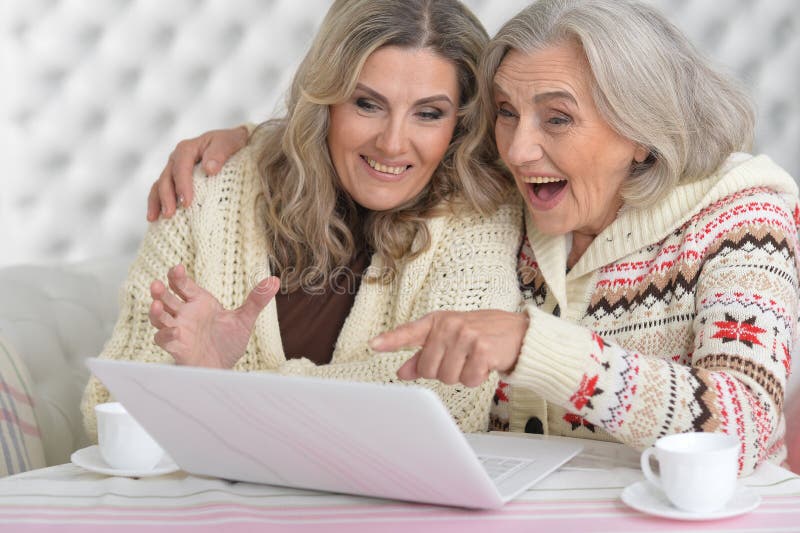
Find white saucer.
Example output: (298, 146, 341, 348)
(70, 445, 180, 478)
(621, 481, 760, 521)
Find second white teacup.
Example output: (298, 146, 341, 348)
(95, 402, 165, 471)
(640, 432, 739, 513)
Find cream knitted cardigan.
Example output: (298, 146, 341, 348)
(494, 154, 799, 475)
(81, 146, 523, 440)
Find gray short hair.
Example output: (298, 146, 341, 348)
(481, 0, 755, 207)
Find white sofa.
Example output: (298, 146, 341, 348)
(0, 257, 131, 467)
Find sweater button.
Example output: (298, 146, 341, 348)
(525, 417, 544, 434)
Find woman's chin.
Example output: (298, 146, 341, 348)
(347, 184, 426, 212)
(350, 195, 407, 212)
(528, 211, 570, 237)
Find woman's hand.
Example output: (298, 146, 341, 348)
(369, 310, 530, 387)
(149, 264, 280, 369)
(146, 126, 250, 221)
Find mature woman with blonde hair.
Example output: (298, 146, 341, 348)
(372, 0, 799, 477)
(82, 0, 523, 438)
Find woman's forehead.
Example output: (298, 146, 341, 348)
(493, 44, 591, 99)
(358, 46, 460, 98)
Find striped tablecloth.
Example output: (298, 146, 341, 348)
(2, 438, 798, 532)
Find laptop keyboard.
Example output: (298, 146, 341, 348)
(478, 455, 533, 483)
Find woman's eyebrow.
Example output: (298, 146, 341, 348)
(355, 83, 389, 105)
(415, 95, 454, 107)
(534, 90, 577, 106)
(355, 83, 454, 107)
(492, 83, 577, 107)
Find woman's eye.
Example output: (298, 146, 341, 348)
(418, 109, 443, 121)
(356, 98, 379, 112)
(547, 113, 571, 126)
(496, 105, 517, 119)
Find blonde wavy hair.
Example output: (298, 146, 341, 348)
(252, 0, 511, 292)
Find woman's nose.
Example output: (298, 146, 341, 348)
(375, 117, 409, 156)
(504, 121, 544, 167)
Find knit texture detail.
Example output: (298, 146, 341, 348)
(496, 154, 800, 475)
(81, 145, 524, 440)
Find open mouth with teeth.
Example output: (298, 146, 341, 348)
(523, 176, 568, 202)
(362, 156, 411, 176)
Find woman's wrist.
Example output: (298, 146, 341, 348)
(500, 311, 531, 375)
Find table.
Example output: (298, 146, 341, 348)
(1, 436, 798, 532)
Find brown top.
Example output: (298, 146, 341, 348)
(275, 237, 370, 366)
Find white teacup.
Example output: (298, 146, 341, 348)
(640, 432, 739, 513)
(95, 402, 165, 471)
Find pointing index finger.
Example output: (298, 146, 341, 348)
(369, 313, 434, 352)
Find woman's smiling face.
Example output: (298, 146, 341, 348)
(493, 41, 648, 238)
(327, 45, 460, 211)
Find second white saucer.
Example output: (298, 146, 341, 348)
(71, 445, 180, 478)
(621, 480, 761, 521)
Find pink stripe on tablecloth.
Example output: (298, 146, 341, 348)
(0, 499, 633, 521)
(1, 497, 799, 532)
(2, 496, 797, 514)
(0, 408, 41, 437)
(3, 513, 800, 533)
(1, 496, 795, 514)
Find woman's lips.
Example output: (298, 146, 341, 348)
(360, 155, 411, 182)
(524, 180, 568, 210)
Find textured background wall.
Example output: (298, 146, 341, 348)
(1, 0, 798, 266)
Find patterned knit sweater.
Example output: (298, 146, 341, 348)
(492, 154, 800, 475)
(81, 145, 523, 440)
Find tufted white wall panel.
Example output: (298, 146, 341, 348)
(1, 0, 799, 266)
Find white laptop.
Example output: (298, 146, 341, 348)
(87, 358, 582, 509)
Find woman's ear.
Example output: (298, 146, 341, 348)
(633, 145, 649, 164)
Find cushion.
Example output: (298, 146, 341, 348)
(0, 333, 46, 476)
(0, 258, 131, 467)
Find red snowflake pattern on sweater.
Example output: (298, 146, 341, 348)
(494, 380, 509, 404)
(712, 314, 766, 348)
(563, 413, 596, 432)
(569, 373, 603, 411)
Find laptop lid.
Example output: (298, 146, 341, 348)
(87, 358, 580, 509)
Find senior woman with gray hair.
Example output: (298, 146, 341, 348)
(372, 0, 800, 476)
(149, 0, 799, 476)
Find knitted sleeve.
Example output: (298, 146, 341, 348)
(278, 200, 524, 433)
(508, 191, 799, 475)
(80, 208, 197, 441)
